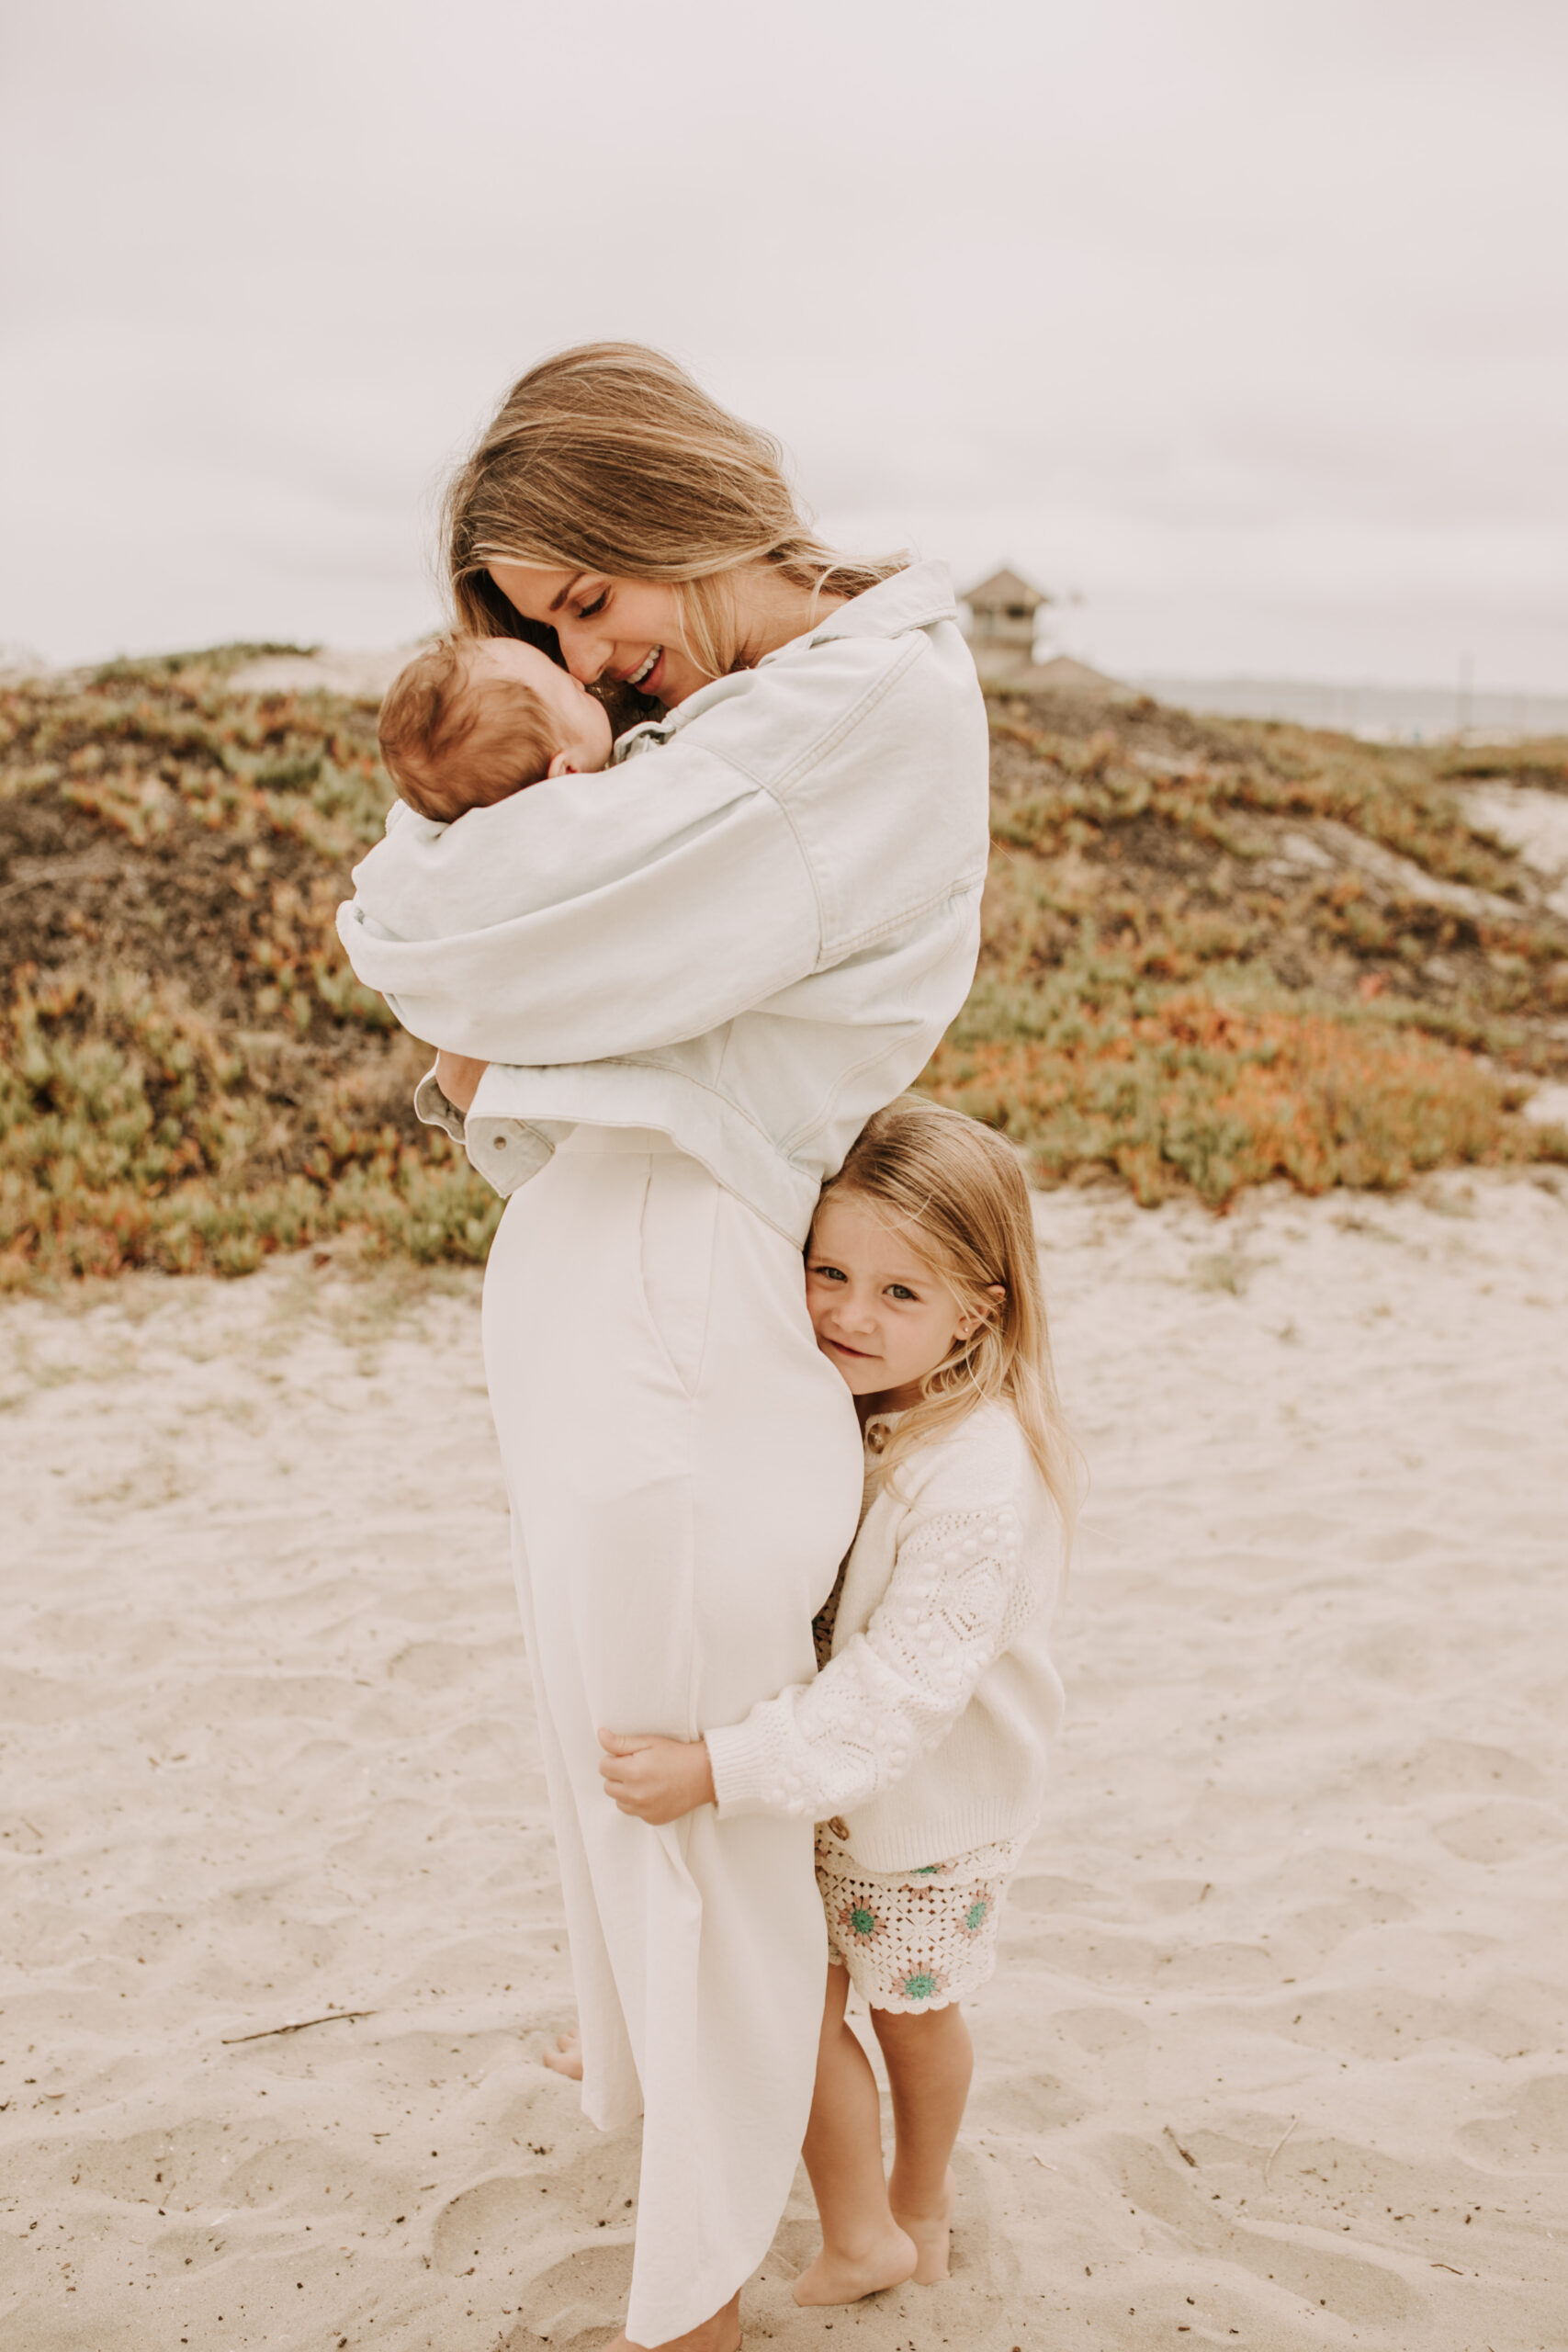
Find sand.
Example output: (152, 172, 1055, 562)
(2, 1173, 1565, 2351)
(1462, 785, 1568, 922)
(224, 650, 423, 701)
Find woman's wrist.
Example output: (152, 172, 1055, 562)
(434, 1049, 488, 1114)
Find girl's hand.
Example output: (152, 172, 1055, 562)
(598, 1729, 716, 1824)
(434, 1050, 489, 1113)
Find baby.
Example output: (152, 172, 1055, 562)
(378, 635, 615, 820)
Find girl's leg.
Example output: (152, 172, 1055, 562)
(869, 2001, 974, 2282)
(793, 1965, 917, 2306)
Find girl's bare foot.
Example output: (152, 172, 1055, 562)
(890, 2165, 954, 2283)
(602, 2287, 741, 2348)
(792, 2223, 918, 2306)
(542, 2028, 583, 2080)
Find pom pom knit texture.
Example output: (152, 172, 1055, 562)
(771, 1501, 1032, 1810)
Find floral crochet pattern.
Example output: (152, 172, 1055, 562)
(838, 1899, 884, 1944)
(817, 1826, 1024, 2012)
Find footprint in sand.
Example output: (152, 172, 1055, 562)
(1461, 2071, 1568, 2166)
(1431, 1798, 1568, 1864)
(974, 2068, 1090, 2133)
(432, 2128, 640, 2279)
(1113, 2132, 1427, 2333)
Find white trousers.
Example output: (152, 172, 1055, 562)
(481, 1127, 863, 2345)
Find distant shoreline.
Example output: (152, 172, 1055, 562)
(1131, 673, 1568, 743)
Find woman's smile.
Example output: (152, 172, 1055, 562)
(622, 646, 663, 690)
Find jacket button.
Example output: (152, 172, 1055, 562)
(492, 1135, 507, 1149)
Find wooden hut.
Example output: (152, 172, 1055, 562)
(961, 565, 1050, 672)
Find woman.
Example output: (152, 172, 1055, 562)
(338, 344, 990, 2352)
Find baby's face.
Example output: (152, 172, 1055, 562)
(468, 638, 615, 775)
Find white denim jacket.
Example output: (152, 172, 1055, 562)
(335, 560, 989, 1241)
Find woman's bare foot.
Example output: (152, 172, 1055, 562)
(792, 2223, 918, 2306)
(602, 2287, 741, 2348)
(542, 2028, 583, 2081)
(890, 2166, 954, 2283)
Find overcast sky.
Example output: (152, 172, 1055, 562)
(3, 0, 1564, 686)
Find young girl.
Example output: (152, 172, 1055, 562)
(599, 1093, 1077, 2307)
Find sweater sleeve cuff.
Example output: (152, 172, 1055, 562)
(705, 1720, 794, 1819)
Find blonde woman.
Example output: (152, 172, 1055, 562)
(338, 345, 990, 2352)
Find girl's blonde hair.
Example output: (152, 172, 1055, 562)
(819, 1096, 1080, 1546)
(443, 342, 908, 685)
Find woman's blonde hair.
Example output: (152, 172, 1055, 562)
(443, 342, 908, 685)
(818, 1096, 1080, 1547)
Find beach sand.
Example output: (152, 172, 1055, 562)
(2, 1173, 1564, 2350)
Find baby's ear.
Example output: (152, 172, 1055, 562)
(547, 751, 579, 779)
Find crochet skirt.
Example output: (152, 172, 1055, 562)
(816, 1821, 1026, 2012)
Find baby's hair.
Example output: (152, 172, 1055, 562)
(378, 636, 558, 820)
(818, 1094, 1080, 1545)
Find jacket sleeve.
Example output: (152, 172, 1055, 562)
(335, 748, 823, 1066)
(705, 1498, 1029, 1821)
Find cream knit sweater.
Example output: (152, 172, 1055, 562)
(705, 1402, 1064, 1871)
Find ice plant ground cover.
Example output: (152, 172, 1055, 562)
(2, 649, 1565, 1283)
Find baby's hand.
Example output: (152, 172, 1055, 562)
(597, 1729, 716, 1825)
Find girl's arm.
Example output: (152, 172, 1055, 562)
(705, 1509, 1026, 1821)
(599, 1503, 1032, 1826)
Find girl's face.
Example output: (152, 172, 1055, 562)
(487, 562, 713, 708)
(807, 1192, 993, 1412)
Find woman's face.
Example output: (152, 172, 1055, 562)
(487, 563, 712, 708)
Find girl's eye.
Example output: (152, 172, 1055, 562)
(888, 1284, 917, 1302)
(809, 1263, 847, 1283)
(575, 593, 607, 619)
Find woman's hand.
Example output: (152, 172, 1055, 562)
(598, 1729, 716, 1824)
(434, 1050, 489, 1114)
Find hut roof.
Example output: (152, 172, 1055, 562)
(962, 565, 1049, 613)
(1027, 654, 1126, 696)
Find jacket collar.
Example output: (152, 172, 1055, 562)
(799, 558, 956, 647)
(611, 559, 959, 757)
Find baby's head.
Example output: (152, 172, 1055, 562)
(378, 635, 615, 821)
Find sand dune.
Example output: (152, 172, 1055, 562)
(2, 1174, 1565, 2349)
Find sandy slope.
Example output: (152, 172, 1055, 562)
(2, 1175, 1565, 2351)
